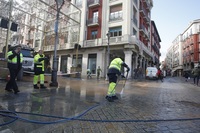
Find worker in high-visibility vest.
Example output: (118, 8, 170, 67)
(33, 50, 47, 89)
(106, 56, 130, 102)
(5, 45, 23, 94)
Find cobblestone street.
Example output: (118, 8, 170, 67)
(0, 76, 200, 133)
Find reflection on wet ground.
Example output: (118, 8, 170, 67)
(0, 76, 200, 132)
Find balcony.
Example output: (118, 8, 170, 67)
(109, 12, 123, 22)
(42, 44, 72, 51)
(87, 17, 100, 27)
(139, 5, 148, 17)
(190, 49, 194, 54)
(88, 0, 100, 8)
(189, 40, 194, 45)
(139, 24, 149, 38)
(84, 39, 102, 47)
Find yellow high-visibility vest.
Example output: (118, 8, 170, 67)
(34, 54, 45, 71)
(7, 51, 23, 64)
(109, 58, 123, 71)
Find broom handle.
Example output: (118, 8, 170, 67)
(122, 71, 129, 88)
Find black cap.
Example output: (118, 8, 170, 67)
(14, 45, 21, 49)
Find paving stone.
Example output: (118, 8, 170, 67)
(1, 77, 200, 132)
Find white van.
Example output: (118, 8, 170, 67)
(146, 67, 158, 79)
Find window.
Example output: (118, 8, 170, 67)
(75, 0, 82, 7)
(35, 40, 40, 47)
(110, 4, 122, 21)
(109, 26, 122, 37)
(133, 28, 137, 35)
(64, 32, 68, 43)
(91, 30, 98, 39)
(92, 11, 98, 23)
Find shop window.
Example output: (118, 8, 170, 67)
(72, 54, 82, 68)
(88, 54, 97, 74)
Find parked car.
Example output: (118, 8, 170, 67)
(146, 67, 158, 79)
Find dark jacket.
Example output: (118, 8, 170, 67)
(184, 72, 190, 78)
(192, 68, 200, 77)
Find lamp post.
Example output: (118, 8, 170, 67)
(106, 31, 110, 80)
(50, 0, 65, 87)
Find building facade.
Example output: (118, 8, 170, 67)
(165, 19, 200, 76)
(151, 20, 161, 66)
(182, 19, 200, 72)
(1, 0, 162, 79)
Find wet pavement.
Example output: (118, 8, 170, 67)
(0, 76, 200, 133)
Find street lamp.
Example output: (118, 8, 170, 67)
(50, 0, 65, 87)
(106, 31, 110, 80)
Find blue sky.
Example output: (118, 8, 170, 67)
(151, 0, 200, 61)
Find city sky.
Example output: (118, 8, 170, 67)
(151, 0, 200, 62)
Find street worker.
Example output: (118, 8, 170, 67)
(97, 66, 102, 80)
(106, 56, 130, 102)
(33, 50, 47, 89)
(5, 45, 23, 94)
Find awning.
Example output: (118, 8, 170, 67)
(172, 66, 183, 72)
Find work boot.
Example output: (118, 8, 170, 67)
(106, 96, 114, 102)
(14, 90, 20, 94)
(34, 84, 39, 89)
(5, 88, 12, 92)
(112, 95, 118, 100)
(40, 84, 47, 89)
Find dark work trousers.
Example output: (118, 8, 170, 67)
(108, 73, 118, 83)
(193, 75, 199, 85)
(5, 68, 20, 92)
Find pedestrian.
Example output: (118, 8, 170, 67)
(96, 66, 102, 80)
(33, 50, 47, 89)
(5, 45, 23, 94)
(133, 68, 138, 79)
(184, 71, 190, 82)
(157, 68, 163, 82)
(138, 67, 143, 79)
(105, 56, 130, 102)
(191, 65, 200, 86)
(87, 68, 92, 79)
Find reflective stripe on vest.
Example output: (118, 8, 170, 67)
(7, 51, 23, 64)
(34, 54, 45, 71)
(109, 58, 123, 71)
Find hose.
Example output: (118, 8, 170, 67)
(0, 103, 99, 125)
(0, 110, 18, 126)
(1, 103, 200, 126)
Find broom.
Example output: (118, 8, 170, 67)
(120, 71, 129, 95)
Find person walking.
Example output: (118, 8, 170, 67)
(184, 71, 190, 82)
(33, 50, 47, 89)
(5, 45, 23, 94)
(96, 66, 102, 80)
(192, 65, 200, 86)
(157, 68, 163, 82)
(87, 69, 92, 79)
(105, 56, 130, 102)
